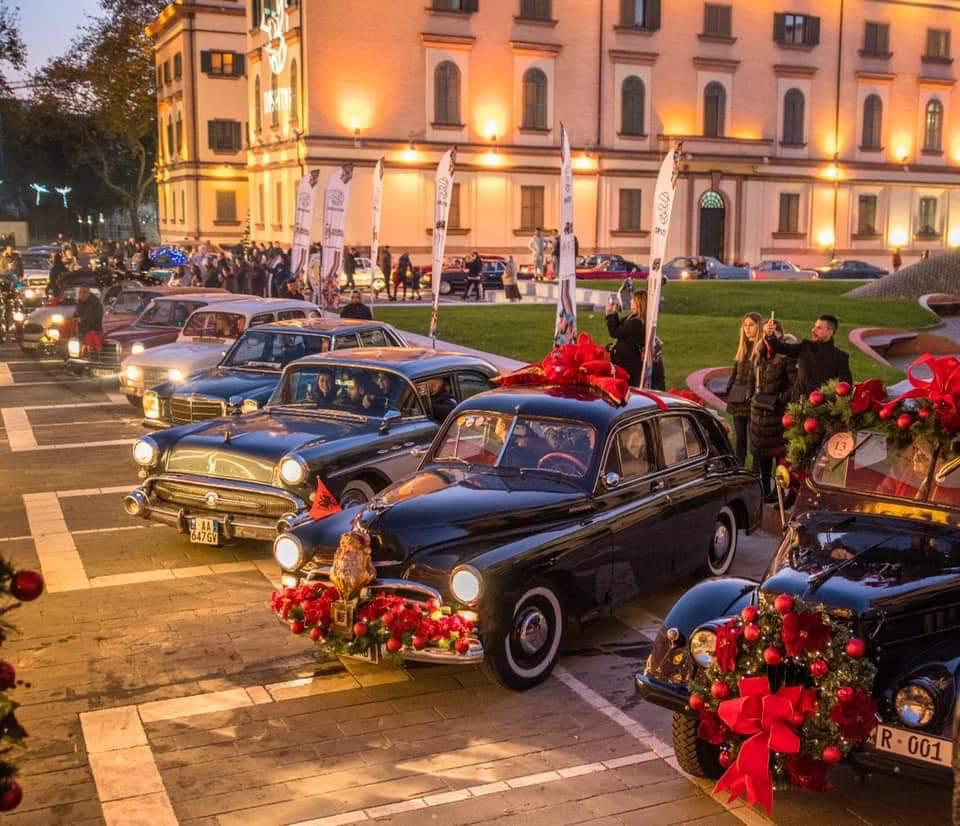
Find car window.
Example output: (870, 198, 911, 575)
(224, 331, 330, 368)
(333, 333, 360, 350)
(273, 365, 412, 416)
(659, 416, 704, 466)
(812, 431, 930, 500)
(277, 310, 306, 320)
(137, 300, 203, 328)
(456, 371, 493, 400)
(359, 329, 389, 347)
(111, 292, 150, 315)
(615, 422, 654, 479)
(250, 313, 274, 326)
(183, 311, 247, 338)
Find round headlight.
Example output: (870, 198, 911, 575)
(47, 328, 60, 341)
(241, 399, 259, 414)
(274, 535, 304, 571)
(131, 342, 145, 355)
(126, 365, 141, 381)
(143, 391, 160, 420)
(279, 456, 307, 486)
(23, 289, 34, 300)
(133, 437, 159, 467)
(68, 338, 81, 358)
(12, 310, 24, 322)
(689, 628, 717, 668)
(895, 683, 937, 727)
(450, 566, 482, 604)
(169, 368, 185, 382)
(51, 313, 64, 325)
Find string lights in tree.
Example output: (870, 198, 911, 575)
(28, 184, 49, 206)
(54, 187, 73, 208)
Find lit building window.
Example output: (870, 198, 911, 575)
(270, 72, 280, 128)
(522, 68, 548, 130)
(208, 120, 242, 152)
(857, 195, 878, 235)
(924, 99, 943, 153)
(861, 94, 883, 150)
(778, 193, 799, 233)
(774, 13, 820, 47)
(703, 82, 726, 138)
(918, 197, 939, 236)
(618, 189, 642, 231)
(520, 186, 544, 230)
(782, 88, 804, 145)
(216, 191, 238, 223)
(621, 76, 645, 136)
(434, 61, 461, 126)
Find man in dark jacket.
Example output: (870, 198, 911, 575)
(464, 253, 483, 301)
(343, 247, 357, 289)
(340, 290, 373, 320)
(763, 314, 852, 400)
(378, 246, 392, 300)
(76, 286, 104, 354)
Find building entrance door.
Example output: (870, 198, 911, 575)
(698, 191, 725, 261)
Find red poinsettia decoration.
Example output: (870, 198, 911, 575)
(714, 619, 742, 673)
(829, 689, 878, 742)
(784, 754, 832, 793)
(850, 379, 887, 415)
(780, 610, 831, 657)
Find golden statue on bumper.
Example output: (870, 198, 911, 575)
(330, 530, 376, 634)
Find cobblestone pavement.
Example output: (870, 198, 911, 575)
(0, 342, 950, 826)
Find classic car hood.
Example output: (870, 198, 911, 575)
(27, 305, 70, 326)
(172, 367, 278, 401)
(126, 340, 229, 369)
(107, 326, 178, 345)
(355, 468, 587, 563)
(163, 410, 375, 484)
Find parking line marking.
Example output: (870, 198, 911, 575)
(0, 535, 32, 543)
(0, 364, 13, 385)
(18, 397, 128, 411)
(0, 378, 89, 386)
(12, 438, 133, 452)
(22, 492, 89, 592)
(1, 407, 37, 450)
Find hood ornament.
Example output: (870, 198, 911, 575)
(223, 429, 232, 443)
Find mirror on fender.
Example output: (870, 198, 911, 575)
(379, 409, 402, 434)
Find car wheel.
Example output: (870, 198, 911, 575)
(439, 280, 452, 296)
(705, 506, 738, 576)
(126, 394, 143, 410)
(339, 479, 376, 509)
(482, 582, 564, 691)
(672, 712, 725, 779)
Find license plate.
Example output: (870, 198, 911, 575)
(349, 640, 382, 665)
(871, 724, 953, 767)
(92, 367, 115, 378)
(189, 517, 219, 546)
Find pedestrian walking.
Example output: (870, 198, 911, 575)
(750, 320, 797, 500)
(503, 255, 522, 302)
(528, 228, 546, 280)
(48, 253, 67, 298)
(378, 246, 392, 300)
(725, 312, 762, 466)
(410, 265, 422, 301)
(605, 292, 647, 387)
(764, 314, 853, 400)
(464, 252, 483, 301)
(395, 252, 412, 301)
(551, 231, 561, 279)
(343, 246, 357, 289)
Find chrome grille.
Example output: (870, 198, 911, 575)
(142, 367, 169, 388)
(152, 479, 291, 518)
(23, 323, 43, 335)
(170, 397, 225, 425)
(87, 343, 121, 368)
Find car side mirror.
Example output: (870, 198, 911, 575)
(602, 472, 621, 490)
(379, 409, 402, 433)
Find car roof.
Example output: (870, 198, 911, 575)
(253, 317, 394, 333)
(150, 292, 240, 303)
(288, 347, 497, 377)
(186, 297, 315, 314)
(127, 286, 227, 296)
(460, 386, 705, 428)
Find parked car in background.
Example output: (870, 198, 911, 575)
(124, 348, 500, 542)
(663, 256, 752, 280)
(340, 257, 386, 295)
(19, 252, 50, 308)
(143, 318, 407, 426)
(815, 259, 889, 279)
(119, 298, 318, 406)
(577, 255, 649, 280)
(19, 279, 104, 354)
(438, 258, 508, 296)
(751, 260, 819, 280)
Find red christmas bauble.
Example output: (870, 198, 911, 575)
(718, 749, 733, 768)
(774, 594, 794, 614)
(879, 404, 895, 421)
(689, 693, 706, 712)
(808, 390, 825, 407)
(0, 662, 15, 691)
(412, 635, 426, 651)
(803, 417, 819, 434)
(385, 637, 402, 653)
(781, 414, 796, 429)
(763, 646, 782, 666)
(837, 686, 855, 705)
(821, 745, 842, 765)
(743, 623, 761, 642)
(835, 381, 852, 397)
(0, 783, 22, 812)
(711, 680, 730, 700)
(740, 605, 758, 623)
(309, 627, 323, 642)
(290, 621, 304, 635)
(353, 622, 368, 637)
(846, 638, 866, 659)
(455, 638, 470, 655)
(810, 659, 829, 679)
(10, 570, 43, 602)
(896, 413, 913, 431)
(918, 407, 931, 420)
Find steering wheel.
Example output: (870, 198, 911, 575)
(537, 451, 588, 475)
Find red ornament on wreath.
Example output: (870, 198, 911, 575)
(0, 662, 15, 691)
(821, 745, 842, 765)
(803, 417, 819, 434)
(718, 749, 733, 768)
(781, 414, 795, 429)
(689, 693, 706, 712)
(386, 637, 402, 653)
(711, 680, 730, 700)
(743, 623, 761, 642)
(896, 413, 913, 431)
(918, 406, 931, 420)
(763, 646, 782, 666)
(837, 686, 854, 705)
(810, 659, 829, 679)
(846, 638, 865, 659)
(808, 390, 825, 407)
(740, 605, 758, 623)
(879, 404, 896, 421)
(774, 593, 794, 614)
(290, 621, 304, 635)
(835, 381, 851, 397)
(0, 782, 22, 812)
(309, 627, 323, 642)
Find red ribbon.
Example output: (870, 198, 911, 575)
(712, 676, 815, 814)
(891, 354, 960, 432)
(494, 333, 630, 405)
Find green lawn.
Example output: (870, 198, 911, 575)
(376, 281, 934, 389)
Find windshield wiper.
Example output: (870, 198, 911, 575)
(807, 529, 907, 593)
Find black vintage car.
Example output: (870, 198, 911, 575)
(142, 317, 406, 427)
(273, 388, 763, 690)
(124, 348, 500, 541)
(636, 428, 960, 785)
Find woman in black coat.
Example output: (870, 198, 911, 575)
(724, 312, 762, 466)
(750, 321, 797, 501)
(605, 292, 647, 386)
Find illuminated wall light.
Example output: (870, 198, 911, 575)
(400, 144, 421, 163)
(895, 145, 910, 163)
(821, 164, 840, 181)
(890, 228, 909, 247)
(817, 228, 835, 248)
(573, 154, 597, 171)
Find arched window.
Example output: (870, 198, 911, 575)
(703, 82, 726, 138)
(782, 88, 805, 145)
(621, 76, 645, 136)
(522, 68, 548, 130)
(254, 75, 262, 133)
(270, 71, 279, 128)
(924, 99, 943, 153)
(290, 59, 299, 128)
(175, 112, 183, 157)
(862, 94, 883, 150)
(433, 61, 461, 126)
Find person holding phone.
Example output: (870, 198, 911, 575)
(605, 292, 647, 386)
(763, 313, 852, 400)
(725, 312, 762, 466)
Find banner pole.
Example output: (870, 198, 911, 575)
(554, 123, 576, 347)
(370, 158, 385, 314)
(429, 148, 457, 350)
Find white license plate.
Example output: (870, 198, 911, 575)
(871, 724, 953, 767)
(189, 517, 219, 546)
(349, 641, 381, 665)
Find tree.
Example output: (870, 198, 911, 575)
(31, 0, 166, 238)
(0, 3, 26, 97)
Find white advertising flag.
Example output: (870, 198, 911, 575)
(369, 157, 385, 308)
(554, 123, 576, 347)
(290, 169, 321, 299)
(641, 143, 683, 389)
(320, 163, 354, 314)
(429, 148, 457, 346)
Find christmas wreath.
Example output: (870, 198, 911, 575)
(687, 593, 877, 814)
(783, 354, 960, 469)
(270, 583, 476, 658)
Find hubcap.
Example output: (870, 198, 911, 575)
(712, 522, 731, 561)
(515, 607, 549, 656)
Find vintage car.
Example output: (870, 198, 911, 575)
(19, 251, 50, 308)
(124, 348, 500, 541)
(19, 280, 103, 354)
(437, 258, 507, 296)
(751, 259, 819, 281)
(576, 255, 649, 280)
(815, 259, 889, 280)
(119, 298, 317, 405)
(272, 387, 763, 690)
(143, 317, 407, 426)
(662, 256, 753, 281)
(636, 427, 960, 784)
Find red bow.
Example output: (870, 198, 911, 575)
(713, 676, 816, 814)
(892, 354, 960, 432)
(495, 333, 630, 405)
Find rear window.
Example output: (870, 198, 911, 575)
(659, 416, 705, 466)
(812, 432, 929, 501)
(183, 311, 247, 338)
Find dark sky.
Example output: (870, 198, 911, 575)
(12, 0, 102, 82)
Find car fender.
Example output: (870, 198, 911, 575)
(661, 577, 758, 641)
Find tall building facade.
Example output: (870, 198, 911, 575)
(152, 0, 960, 268)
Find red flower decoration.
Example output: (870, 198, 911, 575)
(781, 610, 831, 657)
(829, 690, 878, 742)
(697, 709, 730, 746)
(784, 754, 832, 793)
(714, 619, 743, 673)
(850, 379, 887, 415)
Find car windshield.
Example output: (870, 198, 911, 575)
(109, 291, 152, 315)
(432, 412, 596, 478)
(224, 330, 331, 369)
(135, 299, 202, 328)
(270, 365, 413, 417)
(183, 311, 246, 339)
(57, 286, 100, 305)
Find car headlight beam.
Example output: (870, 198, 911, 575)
(895, 682, 937, 728)
(143, 391, 160, 420)
(131, 342, 145, 355)
(169, 368, 185, 383)
(450, 566, 482, 604)
(132, 437, 159, 467)
(278, 456, 308, 486)
(689, 628, 717, 668)
(68, 338, 80, 358)
(274, 535, 303, 572)
(47, 328, 60, 341)
(51, 313, 64, 325)
(126, 365, 141, 382)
